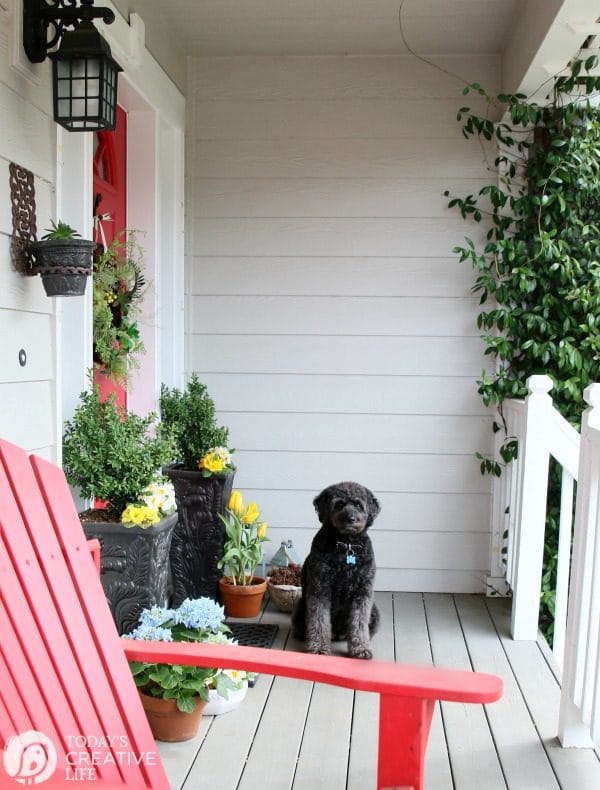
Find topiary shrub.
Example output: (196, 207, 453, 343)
(159, 374, 230, 470)
(62, 387, 176, 519)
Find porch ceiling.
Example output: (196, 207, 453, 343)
(115, 0, 600, 97)
(139, 0, 521, 58)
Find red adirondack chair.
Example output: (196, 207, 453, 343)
(0, 439, 502, 789)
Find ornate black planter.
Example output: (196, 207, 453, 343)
(163, 466, 235, 605)
(82, 512, 177, 634)
(29, 237, 95, 296)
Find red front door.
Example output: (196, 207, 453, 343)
(93, 105, 127, 408)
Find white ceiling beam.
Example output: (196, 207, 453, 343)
(502, 0, 600, 101)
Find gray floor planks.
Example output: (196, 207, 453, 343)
(425, 594, 507, 790)
(486, 597, 600, 790)
(155, 594, 600, 790)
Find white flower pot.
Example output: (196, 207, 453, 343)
(204, 681, 248, 716)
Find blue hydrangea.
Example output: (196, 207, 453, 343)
(138, 606, 174, 628)
(129, 624, 173, 642)
(173, 597, 225, 631)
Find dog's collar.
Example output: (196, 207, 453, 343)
(336, 540, 362, 566)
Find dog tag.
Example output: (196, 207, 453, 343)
(346, 553, 356, 566)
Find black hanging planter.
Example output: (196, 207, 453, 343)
(29, 237, 95, 296)
(163, 466, 235, 605)
(82, 512, 178, 634)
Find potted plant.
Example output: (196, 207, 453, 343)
(62, 386, 177, 634)
(159, 375, 235, 604)
(267, 563, 303, 613)
(29, 220, 95, 296)
(127, 598, 252, 740)
(217, 490, 269, 618)
(93, 232, 147, 386)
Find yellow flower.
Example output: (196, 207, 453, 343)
(121, 504, 161, 527)
(242, 502, 260, 525)
(229, 490, 244, 517)
(198, 446, 233, 475)
(199, 452, 226, 473)
(257, 522, 267, 539)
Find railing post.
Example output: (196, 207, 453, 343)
(559, 384, 600, 747)
(511, 374, 553, 640)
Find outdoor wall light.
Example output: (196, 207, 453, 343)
(23, 0, 122, 131)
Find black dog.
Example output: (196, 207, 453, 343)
(292, 481, 380, 659)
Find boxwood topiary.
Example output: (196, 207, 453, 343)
(62, 386, 176, 519)
(159, 374, 229, 471)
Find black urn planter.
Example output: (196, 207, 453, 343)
(82, 512, 177, 635)
(29, 238, 95, 296)
(163, 466, 235, 605)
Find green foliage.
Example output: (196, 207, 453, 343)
(93, 233, 147, 384)
(447, 56, 600, 638)
(159, 374, 229, 470)
(41, 220, 81, 240)
(62, 386, 176, 517)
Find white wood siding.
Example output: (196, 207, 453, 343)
(186, 55, 498, 592)
(0, 5, 57, 459)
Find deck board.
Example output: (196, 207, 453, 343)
(157, 594, 600, 789)
(426, 594, 506, 790)
(487, 598, 600, 790)
(455, 594, 560, 790)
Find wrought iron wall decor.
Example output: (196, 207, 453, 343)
(9, 162, 37, 274)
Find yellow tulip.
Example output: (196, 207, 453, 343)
(242, 501, 260, 524)
(229, 490, 244, 517)
(257, 522, 267, 539)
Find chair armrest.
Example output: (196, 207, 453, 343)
(122, 639, 502, 704)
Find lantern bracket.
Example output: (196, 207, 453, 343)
(24, 0, 116, 64)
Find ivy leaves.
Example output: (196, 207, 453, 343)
(448, 56, 600, 638)
(447, 58, 600, 420)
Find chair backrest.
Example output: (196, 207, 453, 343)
(0, 439, 169, 788)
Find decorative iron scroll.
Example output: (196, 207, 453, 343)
(9, 162, 37, 274)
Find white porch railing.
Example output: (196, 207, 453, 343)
(496, 375, 600, 747)
(559, 384, 600, 747)
(493, 374, 579, 663)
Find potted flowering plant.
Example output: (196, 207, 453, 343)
(160, 375, 235, 604)
(217, 491, 269, 617)
(62, 386, 177, 634)
(128, 598, 252, 741)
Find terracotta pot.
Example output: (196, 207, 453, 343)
(218, 576, 267, 618)
(139, 691, 207, 742)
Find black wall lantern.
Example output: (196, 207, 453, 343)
(23, 0, 122, 132)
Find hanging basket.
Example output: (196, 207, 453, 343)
(29, 238, 95, 296)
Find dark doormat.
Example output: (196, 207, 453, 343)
(227, 622, 279, 649)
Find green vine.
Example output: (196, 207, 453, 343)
(446, 55, 600, 638)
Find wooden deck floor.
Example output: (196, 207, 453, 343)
(157, 593, 600, 789)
